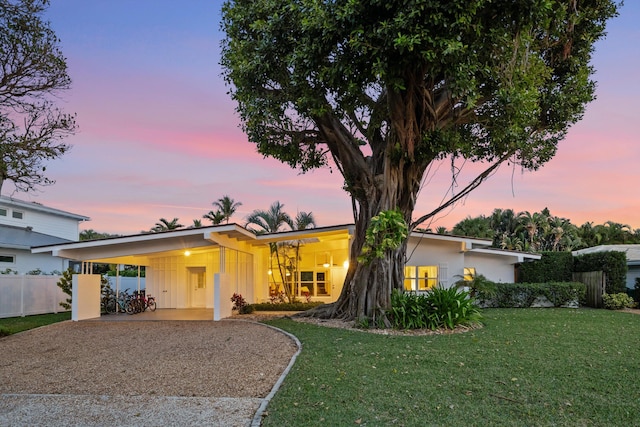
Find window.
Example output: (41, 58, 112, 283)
(196, 271, 205, 289)
(297, 270, 331, 297)
(464, 267, 476, 282)
(12, 210, 23, 219)
(0, 255, 15, 264)
(404, 266, 438, 291)
(0, 208, 6, 216)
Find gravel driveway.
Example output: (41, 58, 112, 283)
(0, 319, 299, 426)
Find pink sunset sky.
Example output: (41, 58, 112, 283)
(5, 1, 639, 235)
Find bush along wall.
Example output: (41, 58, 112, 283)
(477, 282, 586, 308)
(573, 251, 627, 294)
(517, 252, 573, 283)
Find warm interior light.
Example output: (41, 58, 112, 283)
(285, 272, 291, 276)
(184, 250, 191, 256)
(323, 262, 330, 268)
(267, 270, 272, 275)
(343, 260, 349, 269)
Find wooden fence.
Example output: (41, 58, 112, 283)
(573, 271, 606, 308)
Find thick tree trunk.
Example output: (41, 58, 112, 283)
(300, 153, 424, 324)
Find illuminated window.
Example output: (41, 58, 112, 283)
(464, 267, 476, 281)
(404, 266, 416, 291)
(404, 266, 438, 291)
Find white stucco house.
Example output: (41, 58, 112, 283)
(0, 196, 89, 274)
(572, 244, 640, 289)
(32, 223, 540, 321)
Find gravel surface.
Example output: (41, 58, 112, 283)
(0, 319, 298, 426)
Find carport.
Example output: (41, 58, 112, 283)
(32, 225, 259, 321)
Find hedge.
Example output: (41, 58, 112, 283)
(518, 252, 573, 283)
(251, 301, 324, 311)
(477, 282, 586, 308)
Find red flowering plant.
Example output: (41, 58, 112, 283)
(231, 293, 254, 314)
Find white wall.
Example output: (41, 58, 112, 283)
(406, 237, 465, 287)
(72, 274, 101, 321)
(464, 252, 517, 283)
(0, 201, 81, 241)
(0, 249, 69, 274)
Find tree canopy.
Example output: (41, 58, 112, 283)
(221, 0, 620, 322)
(0, 0, 76, 194)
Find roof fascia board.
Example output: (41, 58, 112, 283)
(205, 232, 253, 253)
(255, 224, 354, 244)
(0, 196, 89, 221)
(468, 247, 541, 260)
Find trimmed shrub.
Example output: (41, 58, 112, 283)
(602, 293, 636, 310)
(518, 252, 573, 283)
(573, 251, 627, 294)
(252, 301, 324, 311)
(478, 282, 586, 308)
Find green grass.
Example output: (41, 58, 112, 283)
(263, 308, 640, 426)
(0, 312, 71, 336)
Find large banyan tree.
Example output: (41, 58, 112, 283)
(220, 0, 620, 323)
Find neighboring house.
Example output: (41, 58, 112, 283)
(0, 196, 89, 274)
(572, 244, 640, 289)
(33, 223, 540, 320)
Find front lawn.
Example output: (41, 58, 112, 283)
(263, 308, 640, 426)
(0, 312, 71, 336)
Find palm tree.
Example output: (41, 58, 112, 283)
(292, 211, 316, 231)
(212, 195, 242, 224)
(452, 215, 493, 239)
(190, 219, 202, 228)
(246, 201, 296, 300)
(150, 218, 184, 233)
(203, 210, 226, 225)
(245, 201, 292, 235)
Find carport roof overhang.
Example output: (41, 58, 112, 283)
(31, 224, 355, 265)
(31, 224, 257, 265)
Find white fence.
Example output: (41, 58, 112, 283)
(0, 275, 68, 319)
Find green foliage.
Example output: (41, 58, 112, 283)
(427, 287, 482, 330)
(358, 210, 408, 264)
(602, 293, 636, 310)
(0, 325, 9, 337)
(573, 251, 627, 294)
(0, 268, 17, 275)
(518, 252, 573, 283)
(479, 282, 586, 308)
(252, 301, 324, 312)
(56, 268, 74, 310)
(387, 287, 481, 330)
(454, 274, 497, 299)
(106, 269, 146, 277)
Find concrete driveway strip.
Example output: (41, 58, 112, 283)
(0, 318, 299, 427)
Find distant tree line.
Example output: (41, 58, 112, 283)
(433, 207, 640, 252)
